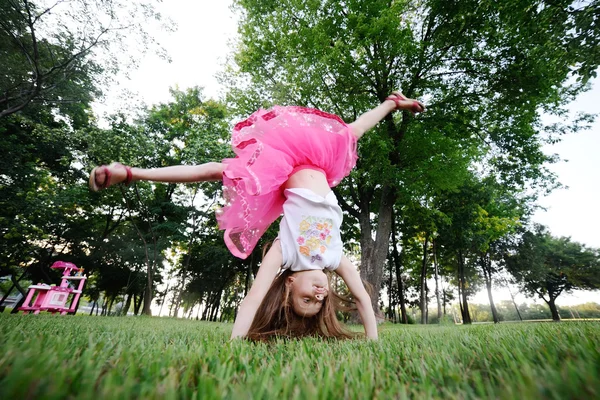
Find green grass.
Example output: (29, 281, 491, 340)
(0, 315, 598, 399)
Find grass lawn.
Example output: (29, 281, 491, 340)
(0, 314, 598, 399)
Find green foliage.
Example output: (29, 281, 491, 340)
(0, 0, 168, 315)
(506, 225, 600, 300)
(0, 0, 166, 119)
(1, 315, 599, 399)
(83, 87, 233, 315)
(0, 84, 233, 317)
(0, 110, 95, 280)
(227, 0, 600, 308)
(505, 225, 600, 320)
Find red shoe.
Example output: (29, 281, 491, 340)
(89, 162, 133, 191)
(386, 92, 425, 114)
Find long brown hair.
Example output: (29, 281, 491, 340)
(246, 268, 359, 341)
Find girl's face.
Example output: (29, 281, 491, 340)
(286, 270, 330, 317)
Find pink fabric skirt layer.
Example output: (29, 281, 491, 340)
(216, 106, 358, 259)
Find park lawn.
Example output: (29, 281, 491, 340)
(0, 315, 598, 400)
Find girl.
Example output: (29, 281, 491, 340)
(89, 92, 425, 340)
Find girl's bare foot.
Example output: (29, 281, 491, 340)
(89, 163, 132, 191)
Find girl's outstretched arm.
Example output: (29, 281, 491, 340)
(335, 255, 378, 340)
(230, 241, 282, 339)
(349, 92, 425, 139)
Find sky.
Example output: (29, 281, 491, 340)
(96, 0, 599, 309)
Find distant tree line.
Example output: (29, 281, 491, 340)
(394, 302, 600, 325)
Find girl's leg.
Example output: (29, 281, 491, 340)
(90, 162, 224, 191)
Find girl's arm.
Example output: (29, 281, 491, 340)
(349, 93, 425, 139)
(335, 255, 378, 340)
(230, 241, 283, 339)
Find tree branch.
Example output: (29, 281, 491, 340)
(333, 187, 360, 220)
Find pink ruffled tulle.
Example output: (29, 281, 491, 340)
(216, 106, 358, 259)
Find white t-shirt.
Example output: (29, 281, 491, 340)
(279, 188, 343, 271)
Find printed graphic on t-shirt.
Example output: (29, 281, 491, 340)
(296, 216, 333, 264)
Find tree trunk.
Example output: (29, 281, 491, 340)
(387, 253, 394, 320)
(458, 249, 472, 324)
(481, 255, 500, 323)
(420, 234, 429, 324)
(425, 283, 429, 323)
(143, 267, 153, 316)
(129, 213, 156, 317)
(122, 293, 132, 316)
(160, 284, 170, 317)
(210, 290, 222, 322)
(202, 295, 211, 320)
(96, 297, 102, 315)
(140, 296, 147, 316)
(129, 214, 155, 316)
(390, 218, 408, 324)
(547, 298, 561, 321)
(107, 296, 116, 315)
(457, 280, 463, 321)
(507, 286, 523, 321)
(133, 294, 142, 315)
(89, 300, 97, 316)
(485, 277, 500, 323)
(394, 259, 408, 324)
(432, 240, 442, 321)
(358, 185, 395, 313)
(442, 289, 447, 315)
(174, 272, 188, 318)
(168, 288, 176, 317)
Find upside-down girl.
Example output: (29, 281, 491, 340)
(89, 92, 425, 340)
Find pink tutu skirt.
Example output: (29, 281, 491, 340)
(217, 106, 358, 259)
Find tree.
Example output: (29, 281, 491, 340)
(0, 104, 111, 311)
(137, 88, 232, 315)
(435, 176, 490, 324)
(396, 204, 436, 324)
(0, 0, 165, 119)
(469, 177, 523, 323)
(0, 0, 166, 314)
(226, 0, 600, 312)
(84, 88, 233, 316)
(505, 225, 600, 321)
(183, 233, 246, 321)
